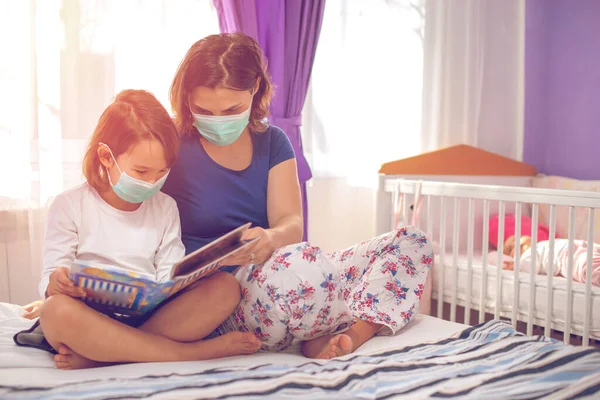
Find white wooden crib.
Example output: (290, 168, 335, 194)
(377, 178, 600, 347)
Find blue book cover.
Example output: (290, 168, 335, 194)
(69, 223, 258, 317)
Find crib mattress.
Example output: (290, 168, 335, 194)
(433, 252, 600, 340)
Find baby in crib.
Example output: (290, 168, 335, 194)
(501, 235, 600, 287)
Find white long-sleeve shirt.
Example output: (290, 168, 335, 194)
(39, 183, 185, 298)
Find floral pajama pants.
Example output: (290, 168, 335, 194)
(218, 227, 433, 351)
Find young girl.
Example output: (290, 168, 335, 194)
(16, 90, 260, 370)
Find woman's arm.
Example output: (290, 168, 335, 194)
(266, 158, 303, 248)
(236, 158, 303, 265)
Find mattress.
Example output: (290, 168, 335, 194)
(2, 302, 599, 399)
(0, 302, 464, 387)
(433, 252, 600, 340)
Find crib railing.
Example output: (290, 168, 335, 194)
(386, 179, 600, 347)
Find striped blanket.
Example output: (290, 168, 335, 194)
(1, 320, 599, 399)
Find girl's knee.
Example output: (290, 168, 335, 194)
(39, 294, 79, 334)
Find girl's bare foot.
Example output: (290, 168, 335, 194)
(54, 345, 110, 370)
(301, 333, 354, 359)
(54, 332, 261, 369)
(216, 331, 262, 356)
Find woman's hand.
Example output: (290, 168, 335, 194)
(222, 227, 276, 266)
(46, 267, 86, 298)
(22, 300, 44, 319)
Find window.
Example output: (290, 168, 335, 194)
(302, 0, 425, 188)
(0, 0, 219, 206)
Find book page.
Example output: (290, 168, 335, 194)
(170, 222, 256, 279)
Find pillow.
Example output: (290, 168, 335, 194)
(531, 175, 600, 242)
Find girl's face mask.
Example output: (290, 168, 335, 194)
(100, 142, 169, 204)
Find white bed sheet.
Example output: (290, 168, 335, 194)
(433, 252, 600, 339)
(0, 301, 466, 388)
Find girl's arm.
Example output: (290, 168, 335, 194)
(154, 199, 186, 282)
(40, 194, 79, 298)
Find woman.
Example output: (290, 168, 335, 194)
(163, 33, 432, 359)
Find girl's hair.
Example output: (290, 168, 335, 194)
(82, 89, 179, 191)
(170, 33, 273, 135)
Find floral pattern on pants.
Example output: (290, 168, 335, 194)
(218, 227, 433, 351)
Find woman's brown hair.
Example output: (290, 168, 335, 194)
(82, 89, 179, 191)
(170, 33, 273, 135)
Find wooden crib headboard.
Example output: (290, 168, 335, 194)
(379, 144, 537, 176)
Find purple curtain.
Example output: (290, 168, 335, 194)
(214, 0, 325, 241)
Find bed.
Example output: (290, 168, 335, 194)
(1, 302, 599, 399)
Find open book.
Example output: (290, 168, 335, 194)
(69, 223, 258, 317)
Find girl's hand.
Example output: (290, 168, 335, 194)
(46, 267, 86, 298)
(22, 300, 44, 319)
(222, 227, 275, 266)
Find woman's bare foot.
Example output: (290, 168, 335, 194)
(215, 331, 262, 356)
(54, 345, 110, 370)
(301, 333, 354, 359)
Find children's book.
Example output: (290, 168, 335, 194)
(69, 222, 258, 317)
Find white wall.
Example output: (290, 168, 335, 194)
(306, 177, 377, 253)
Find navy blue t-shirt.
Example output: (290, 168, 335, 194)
(162, 125, 295, 255)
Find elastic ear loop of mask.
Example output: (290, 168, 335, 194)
(98, 142, 122, 174)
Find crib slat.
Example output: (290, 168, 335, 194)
(527, 204, 539, 336)
(450, 197, 460, 322)
(480, 199, 490, 324)
(465, 198, 474, 325)
(402, 190, 409, 227)
(495, 201, 506, 320)
(438, 196, 446, 319)
(545, 205, 557, 337)
(564, 206, 575, 344)
(393, 184, 401, 228)
(512, 202, 522, 328)
(583, 208, 594, 347)
(427, 195, 433, 237)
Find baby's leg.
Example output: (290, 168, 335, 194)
(42, 273, 260, 369)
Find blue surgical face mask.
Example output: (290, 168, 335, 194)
(192, 102, 251, 146)
(100, 143, 169, 204)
